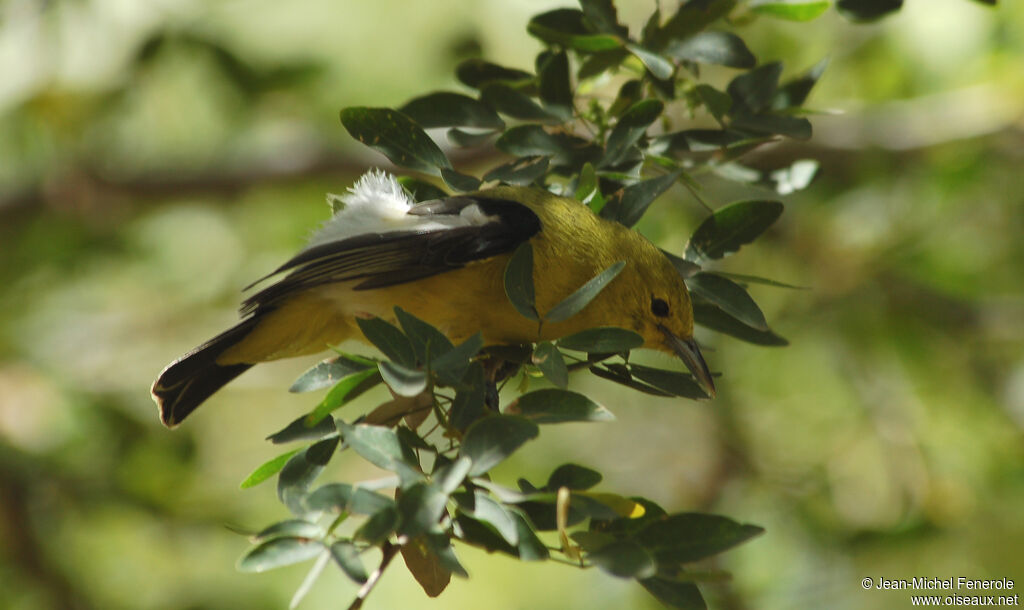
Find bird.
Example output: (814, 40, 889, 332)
(151, 170, 715, 427)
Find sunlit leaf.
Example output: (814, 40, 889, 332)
(238, 538, 325, 573)
(665, 31, 756, 68)
(304, 368, 381, 425)
(455, 490, 520, 546)
(339, 422, 410, 472)
(379, 360, 429, 397)
(340, 107, 451, 175)
(289, 355, 374, 393)
(750, 0, 830, 21)
(240, 449, 300, 489)
(626, 44, 675, 80)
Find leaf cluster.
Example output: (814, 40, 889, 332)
(235, 0, 945, 607)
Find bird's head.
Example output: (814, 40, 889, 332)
(624, 247, 716, 398)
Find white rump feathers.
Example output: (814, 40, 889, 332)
(306, 170, 493, 248)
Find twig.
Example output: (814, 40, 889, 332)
(346, 541, 401, 610)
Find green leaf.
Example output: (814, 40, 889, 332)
(378, 360, 428, 397)
(447, 128, 497, 148)
(538, 51, 573, 113)
(590, 364, 672, 397)
(546, 463, 602, 491)
(528, 9, 624, 51)
(289, 355, 374, 393)
(399, 91, 505, 129)
(340, 422, 410, 472)
(693, 302, 788, 346)
(625, 44, 675, 80)
(397, 482, 450, 537)
(665, 31, 756, 68)
(694, 85, 732, 126)
(510, 510, 550, 560)
(330, 541, 368, 584)
(504, 242, 539, 322)
(684, 199, 784, 262)
(305, 368, 381, 425)
(557, 327, 644, 353)
(686, 272, 768, 331)
(579, 0, 630, 36)
(402, 536, 452, 597)
(589, 540, 657, 579)
(340, 107, 451, 175)
(726, 62, 783, 115)
(355, 317, 416, 367)
(628, 364, 708, 399)
(267, 413, 338, 445)
(432, 333, 484, 385)
(483, 156, 551, 186)
(238, 537, 325, 572)
(441, 168, 482, 192)
(731, 113, 812, 140)
(604, 170, 682, 228)
(306, 483, 395, 515)
(455, 59, 533, 89)
(278, 440, 338, 515)
(451, 362, 487, 430)
(712, 271, 806, 289)
(455, 490, 520, 546)
(750, 0, 830, 21)
(461, 415, 540, 476)
(532, 342, 569, 389)
(650, 0, 737, 50)
(253, 519, 323, 542)
(545, 261, 625, 324)
(515, 388, 615, 424)
(603, 100, 664, 167)
(394, 307, 454, 364)
(240, 449, 300, 489)
(425, 532, 470, 577)
(575, 162, 599, 203)
(635, 513, 764, 563)
(836, 0, 903, 22)
(640, 577, 707, 610)
(662, 249, 702, 279)
(481, 83, 560, 122)
(496, 125, 602, 168)
(354, 505, 400, 545)
(434, 456, 473, 495)
(398, 176, 449, 202)
(773, 57, 828, 109)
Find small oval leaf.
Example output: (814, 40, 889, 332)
(504, 242, 539, 322)
(461, 415, 540, 476)
(515, 388, 615, 424)
(684, 200, 784, 262)
(238, 537, 325, 573)
(340, 107, 451, 175)
(557, 327, 644, 353)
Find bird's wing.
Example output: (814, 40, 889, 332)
(240, 195, 541, 315)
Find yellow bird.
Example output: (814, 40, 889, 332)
(152, 170, 714, 426)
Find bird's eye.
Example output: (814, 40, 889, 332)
(651, 296, 670, 317)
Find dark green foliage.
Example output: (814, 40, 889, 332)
(241, 0, 916, 606)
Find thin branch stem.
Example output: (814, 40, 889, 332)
(347, 541, 401, 610)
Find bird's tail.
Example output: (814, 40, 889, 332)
(151, 318, 257, 427)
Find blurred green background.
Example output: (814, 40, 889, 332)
(1, 1, 1022, 609)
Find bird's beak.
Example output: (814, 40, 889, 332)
(660, 326, 716, 398)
